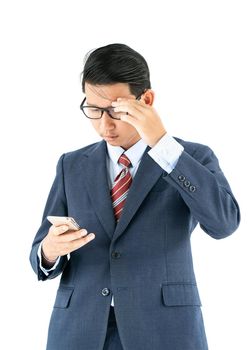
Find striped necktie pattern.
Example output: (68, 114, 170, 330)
(110, 154, 132, 222)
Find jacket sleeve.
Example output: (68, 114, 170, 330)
(29, 154, 68, 281)
(163, 144, 240, 239)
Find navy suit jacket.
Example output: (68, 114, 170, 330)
(30, 137, 240, 350)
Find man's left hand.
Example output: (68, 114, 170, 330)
(112, 97, 167, 147)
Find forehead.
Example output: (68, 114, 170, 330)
(85, 83, 133, 106)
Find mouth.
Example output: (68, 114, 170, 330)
(104, 135, 118, 140)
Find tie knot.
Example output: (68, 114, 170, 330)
(118, 154, 131, 168)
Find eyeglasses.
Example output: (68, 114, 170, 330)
(80, 91, 145, 120)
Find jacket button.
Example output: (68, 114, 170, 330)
(184, 180, 191, 187)
(101, 288, 110, 296)
(111, 251, 121, 259)
(189, 185, 196, 192)
(178, 175, 185, 182)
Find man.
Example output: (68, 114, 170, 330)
(30, 43, 240, 350)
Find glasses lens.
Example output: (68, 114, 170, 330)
(83, 107, 102, 119)
(82, 106, 123, 119)
(108, 108, 123, 120)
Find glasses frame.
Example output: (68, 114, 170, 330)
(80, 91, 146, 120)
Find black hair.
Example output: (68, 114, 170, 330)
(81, 43, 151, 96)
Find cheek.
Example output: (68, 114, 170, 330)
(120, 123, 137, 135)
(90, 120, 100, 131)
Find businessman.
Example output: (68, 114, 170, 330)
(30, 43, 240, 350)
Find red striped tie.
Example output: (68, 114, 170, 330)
(110, 154, 132, 222)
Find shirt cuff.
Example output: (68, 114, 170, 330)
(148, 134, 184, 173)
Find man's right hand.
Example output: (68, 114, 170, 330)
(41, 224, 95, 262)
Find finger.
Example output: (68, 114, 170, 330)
(57, 229, 88, 243)
(119, 113, 140, 127)
(76, 233, 95, 248)
(112, 98, 144, 107)
(60, 233, 96, 255)
(117, 95, 136, 101)
(113, 104, 143, 118)
(50, 224, 70, 236)
(113, 99, 148, 116)
(112, 99, 139, 109)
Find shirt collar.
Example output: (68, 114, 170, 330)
(106, 138, 148, 167)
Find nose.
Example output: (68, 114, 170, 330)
(100, 111, 116, 130)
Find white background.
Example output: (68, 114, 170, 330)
(1, 1, 249, 349)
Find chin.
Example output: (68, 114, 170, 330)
(106, 138, 120, 145)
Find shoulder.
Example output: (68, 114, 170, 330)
(65, 141, 102, 158)
(173, 136, 217, 164)
(57, 140, 104, 166)
(174, 136, 210, 153)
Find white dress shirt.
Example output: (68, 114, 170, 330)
(38, 134, 184, 306)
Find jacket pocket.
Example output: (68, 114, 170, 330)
(53, 286, 74, 309)
(162, 283, 201, 306)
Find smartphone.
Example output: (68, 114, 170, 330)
(47, 216, 81, 231)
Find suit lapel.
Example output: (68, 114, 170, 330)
(83, 141, 164, 241)
(112, 146, 163, 241)
(83, 141, 116, 239)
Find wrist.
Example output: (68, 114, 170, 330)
(149, 130, 167, 147)
(41, 244, 58, 264)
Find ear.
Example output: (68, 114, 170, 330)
(141, 89, 155, 106)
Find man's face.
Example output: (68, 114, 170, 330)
(84, 82, 141, 150)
